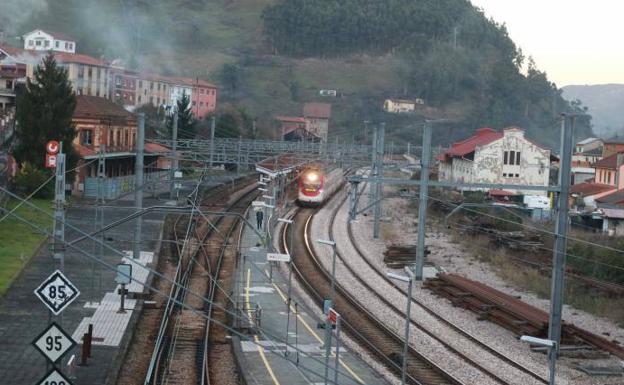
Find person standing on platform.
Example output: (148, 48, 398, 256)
(256, 209, 264, 230)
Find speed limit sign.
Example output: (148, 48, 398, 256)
(34, 270, 80, 315)
(32, 322, 76, 363)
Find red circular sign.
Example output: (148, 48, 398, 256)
(46, 141, 60, 155)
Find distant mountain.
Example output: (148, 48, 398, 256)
(562, 84, 624, 138)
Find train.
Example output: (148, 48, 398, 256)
(297, 166, 344, 206)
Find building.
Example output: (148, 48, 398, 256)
(72, 96, 168, 198)
(277, 116, 320, 141)
(22, 29, 76, 53)
(303, 102, 331, 142)
(110, 65, 138, 107)
(602, 138, 624, 158)
(437, 127, 551, 195)
(383, 98, 424, 114)
(568, 152, 624, 211)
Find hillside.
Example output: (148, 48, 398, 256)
(562, 84, 624, 138)
(3, 0, 593, 148)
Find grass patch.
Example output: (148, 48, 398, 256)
(0, 198, 53, 297)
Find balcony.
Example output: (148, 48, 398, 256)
(0, 88, 16, 97)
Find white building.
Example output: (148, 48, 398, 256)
(22, 29, 76, 54)
(383, 98, 424, 114)
(437, 127, 551, 195)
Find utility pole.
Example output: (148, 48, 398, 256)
(547, 114, 574, 385)
(94, 145, 105, 298)
(237, 135, 242, 175)
(364, 120, 369, 144)
(169, 112, 178, 199)
(209, 116, 215, 169)
(133, 113, 145, 260)
(373, 123, 385, 238)
(414, 121, 432, 280)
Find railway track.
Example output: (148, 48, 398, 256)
(281, 186, 549, 385)
(338, 188, 549, 384)
(283, 208, 464, 385)
(145, 176, 257, 385)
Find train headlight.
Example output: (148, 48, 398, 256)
(305, 172, 319, 182)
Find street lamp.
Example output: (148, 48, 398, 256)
(520, 335, 557, 384)
(387, 266, 415, 385)
(316, 238, 336, 385)
(277, 217, 294, 357)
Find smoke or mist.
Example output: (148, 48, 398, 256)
(0, 0, 48, 36)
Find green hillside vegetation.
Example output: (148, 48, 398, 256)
(12, 0, 593, 147)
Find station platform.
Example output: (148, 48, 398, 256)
(232, 210, 390, 385)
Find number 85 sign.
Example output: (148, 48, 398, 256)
(34, 270, 80, 315)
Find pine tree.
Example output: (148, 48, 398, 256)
(167, 92, 197, 139)
(14, 53, 78, 176)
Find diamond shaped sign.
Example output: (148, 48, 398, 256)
(36, 367, 73, 385)
(34, 270, 80, 315)
(32, 322, 76, 363)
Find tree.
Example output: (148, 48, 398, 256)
(14, 53, 78, 178)
(167, 92, 197, 139)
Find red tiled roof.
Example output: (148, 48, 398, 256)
(592, 152, 622, 170)
(569, 182, 615, 196)
(0, 47, 106, 67)
(596, 189, 624, 205)
(25, 29, 75, 41)
(277, 116, 306, 123)
(172, 76, 218, 88)
(303, 103, 331, 119)
(436, 128, 503, 161)
(74, 96, 135, 120)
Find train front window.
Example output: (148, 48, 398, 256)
(302, 172, 321, 189)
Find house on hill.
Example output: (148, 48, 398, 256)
(23, 29, 76, 53)
(437, 127, 551, 195)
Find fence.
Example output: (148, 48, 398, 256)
(83, 170, 169, 199)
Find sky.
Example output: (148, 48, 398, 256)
(470, 0, 624, 86)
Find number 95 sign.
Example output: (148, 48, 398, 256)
(34, 270, 80, 315)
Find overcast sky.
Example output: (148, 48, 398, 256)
(470, 0, 624, 87)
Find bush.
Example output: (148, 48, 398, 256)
(11, 163, 54, 199)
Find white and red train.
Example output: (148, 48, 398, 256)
(297, 166, 343, 206)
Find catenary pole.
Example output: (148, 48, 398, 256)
(414, 121, 432, 280)
(169, 112, 178, 199)
(373, 123, 385, 238)
(547, 114, 574, 385)
(133, 113, 145, 259)
(209, 115, 215, 169)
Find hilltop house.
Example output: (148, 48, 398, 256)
(571, 137, 603, 184)
(383, 98, 424, 114)
(437, 127, 551, 195)
(23, 29, 76, 53)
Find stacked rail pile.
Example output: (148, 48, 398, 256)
(424, 273, 624, 359)
(383, 245, 430, 268)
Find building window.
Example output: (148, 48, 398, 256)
(503, 151, 508, 165)
(81, 130, 93, 145)
(139, 80, 143, 88)
(150, 82, 154, 90)
(157, 97, 160, 105)
(138, 95, 142, 103)
(78, 65, 84, 78)
(69, 43, 73, 50)
(150, 96, 154, 104)
(65, 42, 68, 49)
(55, 41, 59, 48)
(200, 101, 204, 107)
(163, 84, 166, 92)
(28, 40, 34, 46)
(200, 88, 205, 94)
(157, 83, 161, 91)
(515, 173, 519, 178)
(192, 101, 196, 106)
(516, 151, 521, 165)
(45, 40, 50, 47)
(87, 67, 92, 78)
